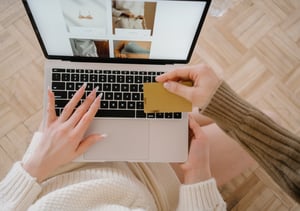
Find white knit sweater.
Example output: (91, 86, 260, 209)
(0, 133, 226, 211)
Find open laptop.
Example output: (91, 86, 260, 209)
(22, 0, 211, 162)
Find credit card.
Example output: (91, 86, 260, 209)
(143, 81, 192, 113)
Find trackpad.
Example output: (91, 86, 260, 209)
(84, 119, 149, 161)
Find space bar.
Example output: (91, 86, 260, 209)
(96, 109, 135, 118)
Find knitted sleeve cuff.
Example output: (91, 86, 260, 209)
(0, 162, 41, 210)
(177, 178, 226, 210)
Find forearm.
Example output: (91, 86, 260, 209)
(202, 81, 300, 203)
(0, 162, 41, 210)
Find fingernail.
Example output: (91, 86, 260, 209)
(82, 82, 87, 89)
(95, 86, 99, 92)
(101, 134, 108, 138)
(163, 82, 170, 89)
(98, 92, 103, 99)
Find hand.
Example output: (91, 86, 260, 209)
(181, 115, 211, 184)
(156, 64, 221, 109)
(121, 11, 135, 18)
(23, 84, 105, 182)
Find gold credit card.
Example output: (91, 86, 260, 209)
(143, 81, 192, 113)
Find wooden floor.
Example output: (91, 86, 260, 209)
(0, 0, 299, 210)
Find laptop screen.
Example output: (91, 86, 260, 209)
(23, 0, 210, 64)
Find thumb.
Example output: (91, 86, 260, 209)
(75, 134, 107, 156)
(163, 81, 193, 102)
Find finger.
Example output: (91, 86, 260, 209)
(46, 88, 57, 127)
(163, 81, 194, 102)
(59, 83, 87, 122)
(67, 87, 98, 127)
(74, 93, 101, 136)
(75, 133, 107, 156)
(156, 69, 191, 83)
(188, 115, 206, 140)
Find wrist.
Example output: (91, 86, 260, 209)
(183, 168, 212, 184)
(22, 160, 49, 182)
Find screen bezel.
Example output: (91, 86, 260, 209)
(22, 0, 211, 64)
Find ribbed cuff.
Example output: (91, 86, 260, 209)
(0, 162, 41, 210)
(202, 81, 253, 123)
(177, 178, 225, 210)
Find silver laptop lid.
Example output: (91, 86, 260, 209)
(23, 0, 211, 64)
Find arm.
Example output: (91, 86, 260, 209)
(202, 81, 300, 203)
(156, 64, 300, 203)
(0, 162, 41, 211)
(176, 116, 226, 211)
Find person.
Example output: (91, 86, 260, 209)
(156, 64, 300, 204)
(112, 1, 146, 30)
(1, 63, 299, 210)
(0, 83, 227, 210)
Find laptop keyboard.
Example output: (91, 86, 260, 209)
(51, 68, 182, 119)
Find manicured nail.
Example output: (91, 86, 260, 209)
(82, 82, 87, 89)
(101, 134, 108, 138)
(163, 82, 170, 89)
(95, 86, 99, 92)
(98, 92, 103, 99)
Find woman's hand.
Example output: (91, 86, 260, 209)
(156, 64, 221, 109)
(23, 84, 105, 182)
(181, 115, 212, 184)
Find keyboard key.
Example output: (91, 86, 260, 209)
(103, 84, 111, 91)
(71, 74, 80, 81)
(127, 101, 135, 109)
(119, 101, 126, 109)
(156, 113, 164, 118)
(165, 113, 173, 119)
(96, 109, 135, 118)
(174, 113, 182, 119)
(110, 101, 118, 109)
(126, 75, 133, 83)
(112, 84, 120, 91)
(101, 101, 109, 108)
(147, 113, 155, 118)
(121, 84, 129, 92)
(66, 82, 75, 90)
(80, 74, 88, 82)
(136, 102, 143, 109)
(130, 84, 138, 92)
(99, 75, 107, 82)
(123, 93, 131, 100)
(135, 76, 142, 83)
(90, 74, 97, 82)
(136, 110, 146, 118)
(62, 73, 70, 81)
(52, 73, 61, 81)
(117, 75, 125, 83)
(53, 91, 67, 99)
(105, 92, 113, 100)
(132, 93, 140, 101)
(53, 68, 65, 73)
(55, 100, 68, 108)
(114, 92, 122, 100)
(52, 82, 65, 90)
(108, 75, 116, 82)
(68, 91, 76, 99)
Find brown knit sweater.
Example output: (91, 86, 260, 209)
(202, 81, 300, 203)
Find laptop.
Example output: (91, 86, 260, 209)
(22, 0, 211, 162)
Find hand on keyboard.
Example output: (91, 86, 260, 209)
(23, 84, 106, 182)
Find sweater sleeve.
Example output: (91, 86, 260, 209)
(0, 162, 42, 211)
(202, 81, 300, 203)
(177, 178, 226, 211)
